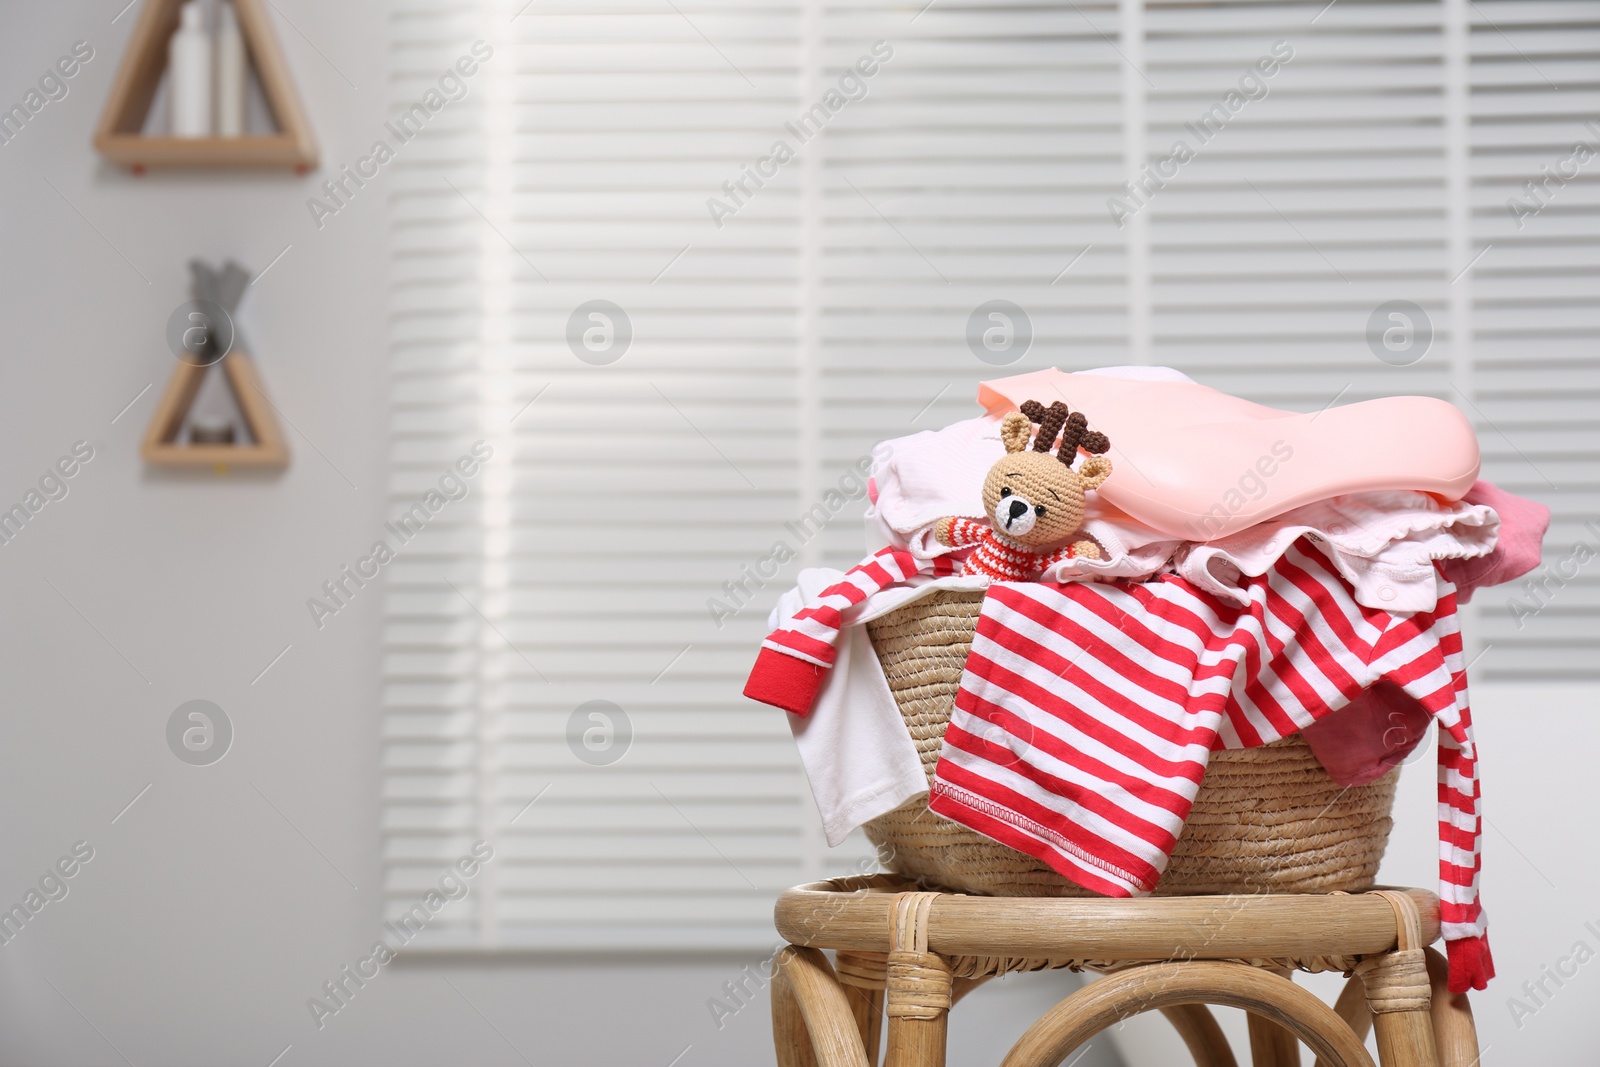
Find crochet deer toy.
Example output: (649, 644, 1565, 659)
(933, 399, 1113, 581)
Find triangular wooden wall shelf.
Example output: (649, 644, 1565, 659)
(142, 353, 290, 470)
(95, 0, 316, 170)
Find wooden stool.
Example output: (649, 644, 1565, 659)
(771, 875, 1481, 1067)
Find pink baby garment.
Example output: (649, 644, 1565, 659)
(1438, 479, 1552, 600)
(1175, 489, 1500, 613)
(978, 368, 1481, 538)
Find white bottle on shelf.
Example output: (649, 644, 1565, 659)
(169, 1, 213, 137)
(215, 1, 246, 137)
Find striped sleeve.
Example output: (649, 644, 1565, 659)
(945, 517, 988, 548)
(743, 546, 953, 716)
(1041, 542, 1078, 566)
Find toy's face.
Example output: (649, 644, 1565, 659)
(981, 451, 1090, 547)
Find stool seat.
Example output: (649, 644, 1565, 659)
(771, 876, 1481, 1067)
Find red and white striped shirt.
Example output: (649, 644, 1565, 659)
(744, 540, 1492, 993)
(942, 516, 1080, 581)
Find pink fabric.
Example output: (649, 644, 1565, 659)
(1299, 680, 1433, 787)
(1439, 480, 1551, 601)
(977, 369, 1481, 537)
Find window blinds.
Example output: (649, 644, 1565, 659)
(383, 0, 1600, 950)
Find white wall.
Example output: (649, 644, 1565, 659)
(0, 4, 1124, 1065)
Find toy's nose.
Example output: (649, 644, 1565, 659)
(1007, 499, 1029, 522)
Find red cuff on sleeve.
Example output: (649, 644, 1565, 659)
(1446, 934, 1495, 993)
(743, 646, 827, 717)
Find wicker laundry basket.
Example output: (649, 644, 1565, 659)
(862, 590, 1398, 897)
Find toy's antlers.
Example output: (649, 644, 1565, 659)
(1059, 411, 1111, 461)
(1019, 399, 1110, 465)
(1019, 400, 1068, 455)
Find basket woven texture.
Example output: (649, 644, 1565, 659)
(862, 590, 1397, 897)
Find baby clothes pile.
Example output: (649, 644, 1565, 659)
(743, 367, 1550, 995)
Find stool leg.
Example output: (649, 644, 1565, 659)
(1332, 974, 1376, 1046)
(835, 950, 887, 1067)
(774, 946, 872, 1067)
(1369, 1005, 1438, 1067)
(1249, 1012, 1302, 1067)
(884, 892, 953, 1067)
(845, 986, 884, 1067)
(1314, 976, 1374, 1067)
(885, 1011, 946, 1067)
(773, 954, 819, 1067)
(1423, 948, 1479, 1067)
(1161, 1004, 1239, 1067)
(1357, 949, 1439, 1067)
(884, 951, 952, 1067)
(1248, 966, 1301, 1067)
